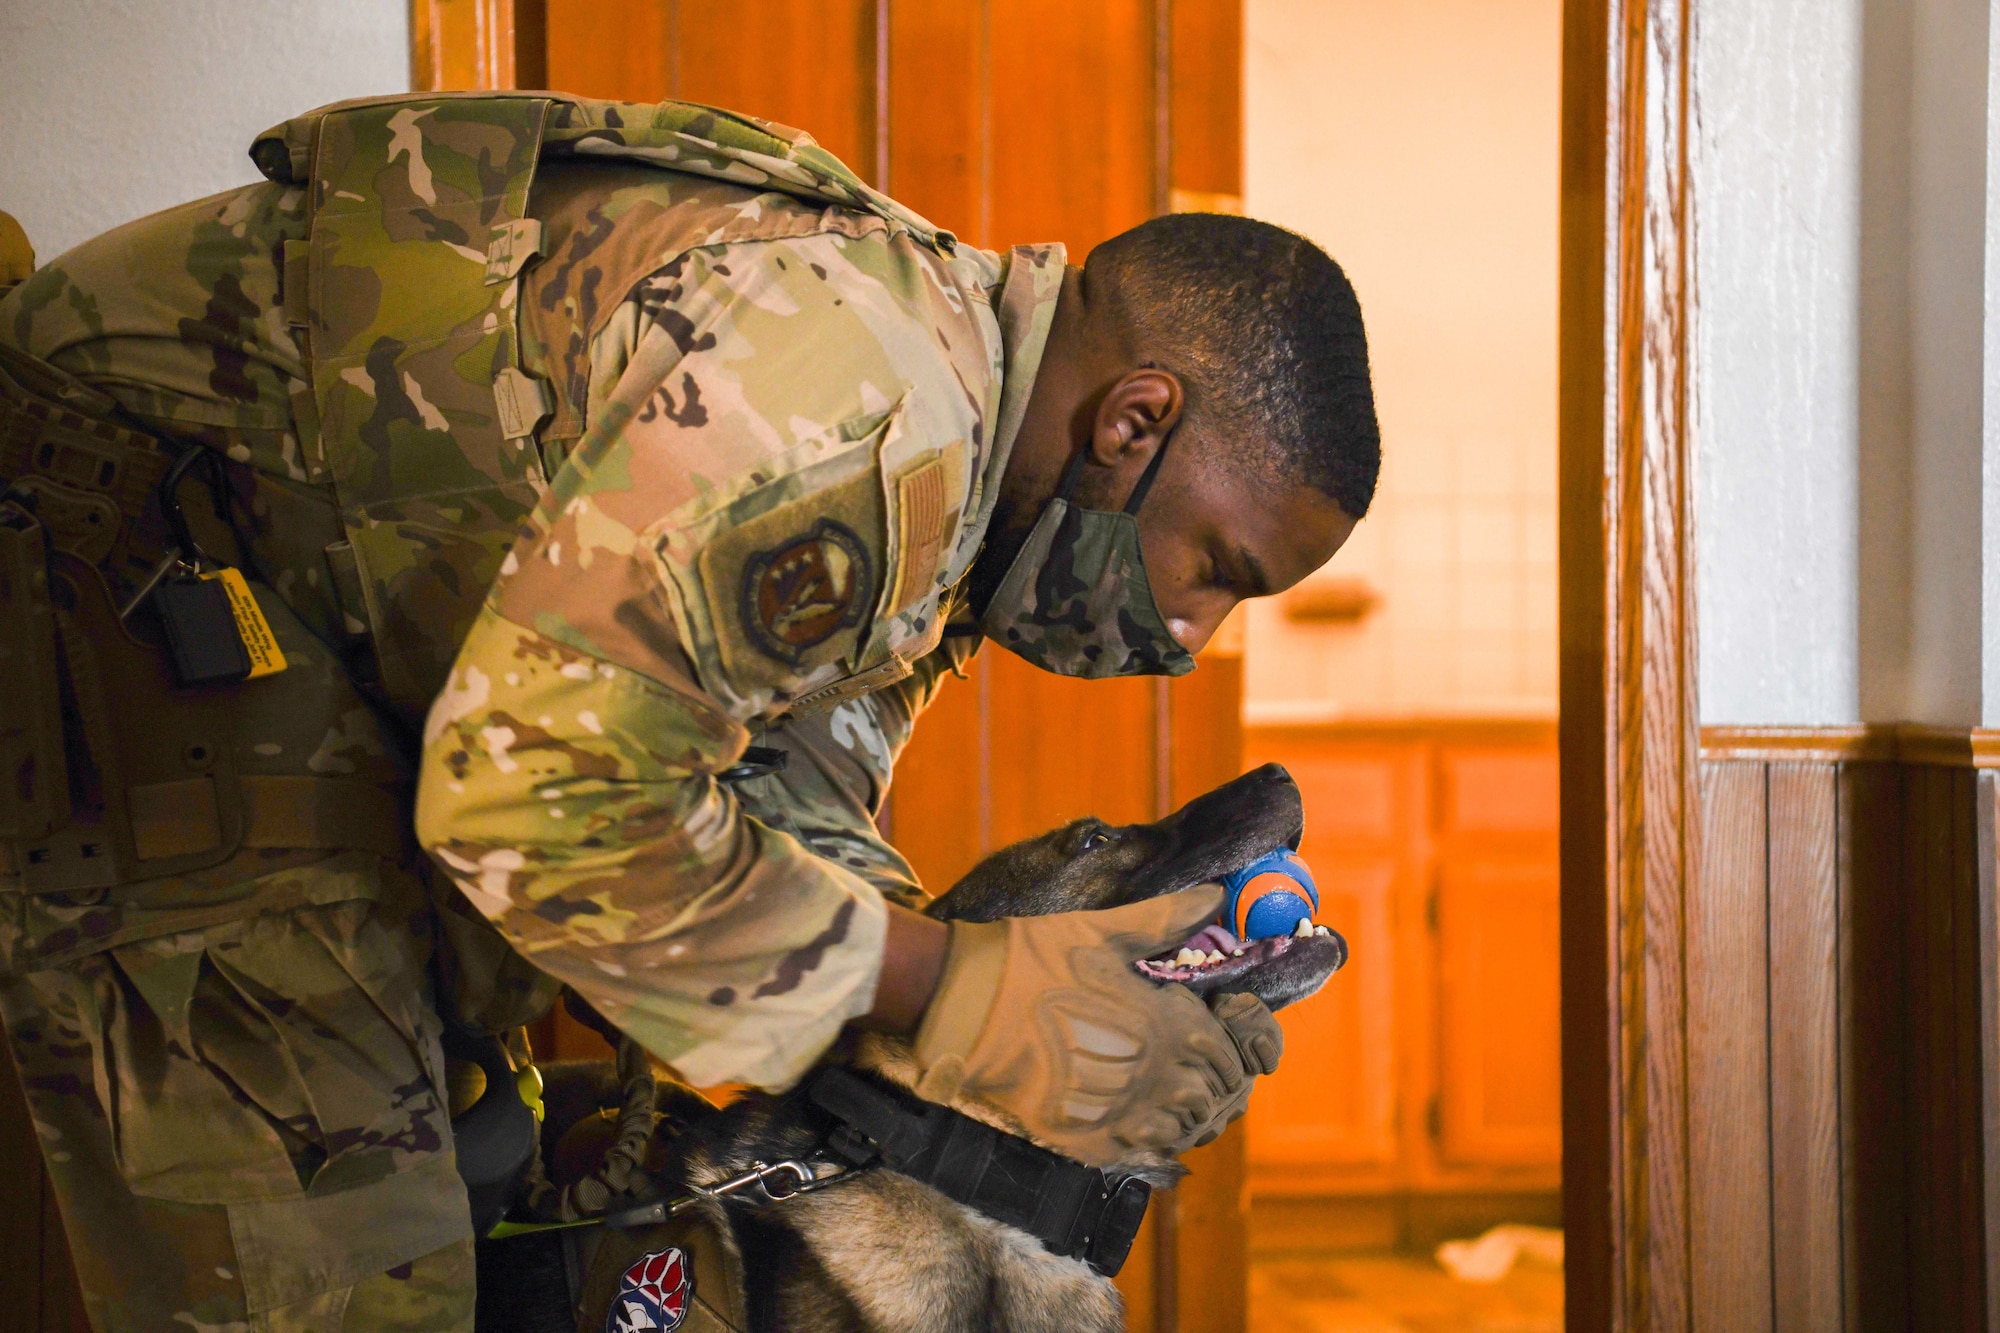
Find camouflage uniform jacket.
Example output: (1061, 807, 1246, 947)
(415, 158, 1066, 1090)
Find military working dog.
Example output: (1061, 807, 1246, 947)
(508, 762, 1346, 1332)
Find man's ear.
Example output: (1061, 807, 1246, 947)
(1087, 367, 1183, 470)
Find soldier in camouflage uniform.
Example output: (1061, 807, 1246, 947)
(1, 184, 485, 1329)
(0, 93, 1377, 1331)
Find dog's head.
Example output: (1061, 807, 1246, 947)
(925, 763, 1345, 1012)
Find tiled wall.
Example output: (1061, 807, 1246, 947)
(1242, 0, 1561, 722)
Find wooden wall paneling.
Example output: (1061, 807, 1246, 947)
(411, 0, 542, 90)
(1837, 761, 1907, 1332)
(1765, 763, 1842, 1330)
(674, 0, 880, 177)
(1167, 654, 1244, 815)
(543, 0, 673, 101)
(1151, 39, 1278, 1326)
(1170, 1124, 1247, 1333)
(1980, 770, 2000, 1330)
(985, 0, 1157, 252)
(983, 658, 1160, 842)
(545, 0, 880, 166)
(1903, 764, 1978, 1328)
(1687, 761, 1772, 1333)
(1166, 653, 1247, 1333)
(884, 0, 985, 238)
(1949, 766, 1989, 1329)
(879, 660, 989, 892)
(1558, 0, 1697, 1323)
(1167, 0, 1240, 204)
(1557, 0, 1616, 1314)
(1118, 1206, 1161, 1333)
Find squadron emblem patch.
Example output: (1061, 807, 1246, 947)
(741, 519, 873, 664)
(608, 1246, 691, 1332)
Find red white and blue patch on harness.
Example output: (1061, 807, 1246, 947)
(608, 1246, 691, 1332)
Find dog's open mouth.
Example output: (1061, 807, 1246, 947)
(1133, 919, 1344, 998)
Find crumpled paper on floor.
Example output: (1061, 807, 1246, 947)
(1435, 1224, 1565, 1282)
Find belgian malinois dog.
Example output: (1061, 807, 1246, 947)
(509, 762, 1345, 1333)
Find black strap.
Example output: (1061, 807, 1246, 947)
(1120, 424, 1175, 516)
(806, 1068, 1151, 1277)
(1050, 422, 1176, 519)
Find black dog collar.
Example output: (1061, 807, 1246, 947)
(806, 1068, 1152, 1277)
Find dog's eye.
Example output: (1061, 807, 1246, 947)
(1081, 830, 1111, 851)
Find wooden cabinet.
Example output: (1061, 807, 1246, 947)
(1243, 722, 1561, 1234)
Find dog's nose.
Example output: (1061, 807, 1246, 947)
(1247, 762, 1293, 785)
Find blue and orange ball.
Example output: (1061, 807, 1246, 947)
(1219, 849, 1319, 941)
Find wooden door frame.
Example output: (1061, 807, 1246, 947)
(1559, 0, 1698, 1326)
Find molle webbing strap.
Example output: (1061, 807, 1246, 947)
(295, 97, 556, 730)
(1, 775, 412, 880)
(0, 342, 172, 581)
(239, 775, 412, 859)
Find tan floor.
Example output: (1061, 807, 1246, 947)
(1251, 1252, 1564, 1333)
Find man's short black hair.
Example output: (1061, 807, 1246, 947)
(1086, 213, 1380, 519)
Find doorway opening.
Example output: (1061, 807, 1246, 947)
(1237, 3, 1565, 1329)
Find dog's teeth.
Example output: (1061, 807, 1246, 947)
(1293, 918, 1315, 938)
(1314, 924, 1332, 937)
(1232, 948, 1245, 958)
(1174, 947, 1205, 967)
(1206, 950, 1225, 965)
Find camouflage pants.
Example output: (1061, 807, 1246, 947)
(0, 865, 476, 1332)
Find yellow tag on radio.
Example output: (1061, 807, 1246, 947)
(201, 567, 288, 678)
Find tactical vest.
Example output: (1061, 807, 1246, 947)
(0, 93, 954, 900)
(248, 91, 957, 731)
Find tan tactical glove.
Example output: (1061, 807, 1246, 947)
(911, 886, 1284, 1166)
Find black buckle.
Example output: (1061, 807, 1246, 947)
(1077, 1174, 1152, 1277)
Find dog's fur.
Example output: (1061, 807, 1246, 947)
(569, 762, 1344, 1332)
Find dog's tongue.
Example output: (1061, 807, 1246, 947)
(1177, 923, 1239, 956)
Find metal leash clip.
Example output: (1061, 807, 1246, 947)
(602, 1158, 861, 1230)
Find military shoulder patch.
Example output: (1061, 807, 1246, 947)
(609, 1246, 692, 1332)
(740, 518, 874, 665)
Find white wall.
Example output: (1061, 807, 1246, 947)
(1692, 0, 1866, 725)
(1242, 0, 1563, 722)
(1694, 0, 2000, 728)
(0, 0, 409, 263)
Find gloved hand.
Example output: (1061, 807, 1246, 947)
(910, 886, 1284, 1166)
